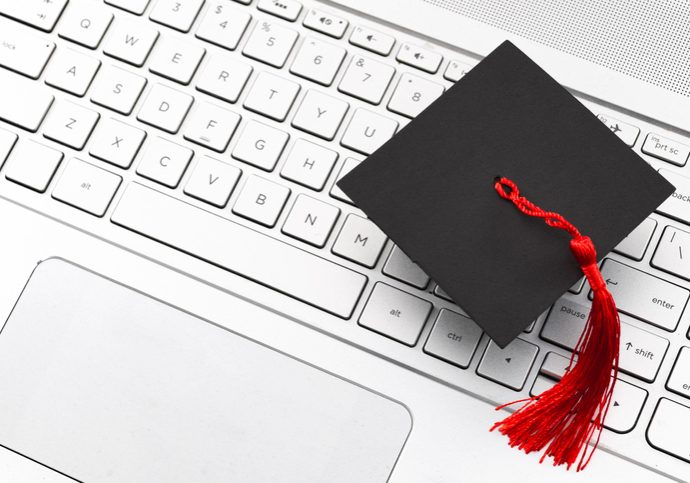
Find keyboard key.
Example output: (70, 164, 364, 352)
(184, 155, 241, 208)
(103, 21, 159, 67)
(597, 113, 640, 147)
(136, 137, 193, 188)
(396, 43, 442, 74)
(291, 89, 348, 140)
(90, 64, 147, 115)
(477, 338, 538, 391)
(183, 101, 241, 152)
(349, 25, 394, 56)
(0, 128, 17, 169)
(4, 140, 62, 192)
(257, 0, 302, 21)
(232, 175, 290, 227)
(424, 309, 482, 368)
(534, 360, 648, 434)
(290, 38, 346, 86)
(282, 194, 340, 247)
(105, 0, 151, 15)
(45, 48, 101, 97)
(568, 277, 585, 294)
(667, 347, 690, 399)
(231, 120, 289, 170)
(541, 298, 669, 382)
(112, 182, 366, 317)
(195, 54, 252, 103)
(657, 169, 690, 225)
(613, 218, 656, 261)
(281, 139, 337, 190)
(539, 351, 572, 380)
(303, 9, 348, 39)
(43, 101, 100, 150)
(338, 55, 395, 105)
(652, 226, 690, 282)
(329, 157, 359, 204)
(643, 133, 689, 166)
(341, 108, 398, 155)
(647, 398, 690, 463)
(149, 37, 205, 85)
(53, 158, 122, 216)
(242, 19, 298, 68)
(0, 0, 67, 32)
(443, 60, 472, 82)
(359, 282, 432, 346)
(332, 214, 387, 267)
(243, 71, 300, 121)
(0, 69, 53, 132)
(195, 1, 251, 50)
(59, 1, 113, 49)
(137, 83, 194, 134)
(598, 258, 688, 332)
(382, 245, 429, 289)
(149, 0, 204, 32)
(89, 118, 147, 169)
(387, 73, 444, 118)
(0, 17, 55, 78)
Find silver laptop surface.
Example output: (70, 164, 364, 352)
(0, 0, 688, 481)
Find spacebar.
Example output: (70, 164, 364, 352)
(111, 183, 367, 318)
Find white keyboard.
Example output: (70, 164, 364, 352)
(0, 0, 688, 478)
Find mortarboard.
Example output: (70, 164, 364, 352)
(338, 41, 674, 470)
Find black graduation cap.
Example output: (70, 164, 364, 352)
(338, 41, 674, 348)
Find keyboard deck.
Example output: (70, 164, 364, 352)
(0, 0, 688, 478)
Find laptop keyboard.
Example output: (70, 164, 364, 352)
(0, 0, 688, 476)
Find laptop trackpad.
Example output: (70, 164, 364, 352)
(0, 259, 411, 482)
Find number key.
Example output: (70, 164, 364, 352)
(338, 55, 395, 105)
(290, 37, 346, 86)
(242, 19, 298, 68)
(388, 72, 444, 118)
(195, 1, 251, 51)
(149, 0, 204, 33)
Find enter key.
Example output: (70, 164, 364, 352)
(596, 259, 689, 331)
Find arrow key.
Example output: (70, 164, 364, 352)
(477, 338, 538, 390)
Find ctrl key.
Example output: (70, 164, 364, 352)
(52, 158, 122, 217)
(647, 398, 690, 463)
(359, 282, 432, 346)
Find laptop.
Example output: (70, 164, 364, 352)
(0, 0, 688, 481)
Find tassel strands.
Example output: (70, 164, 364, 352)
(490, 177, 621, 471)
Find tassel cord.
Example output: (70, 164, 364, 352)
(491, 177, 621, 471)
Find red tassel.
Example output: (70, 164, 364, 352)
(490, 177, 621, 471)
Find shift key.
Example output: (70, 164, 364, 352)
(595, 259, 688, 331)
